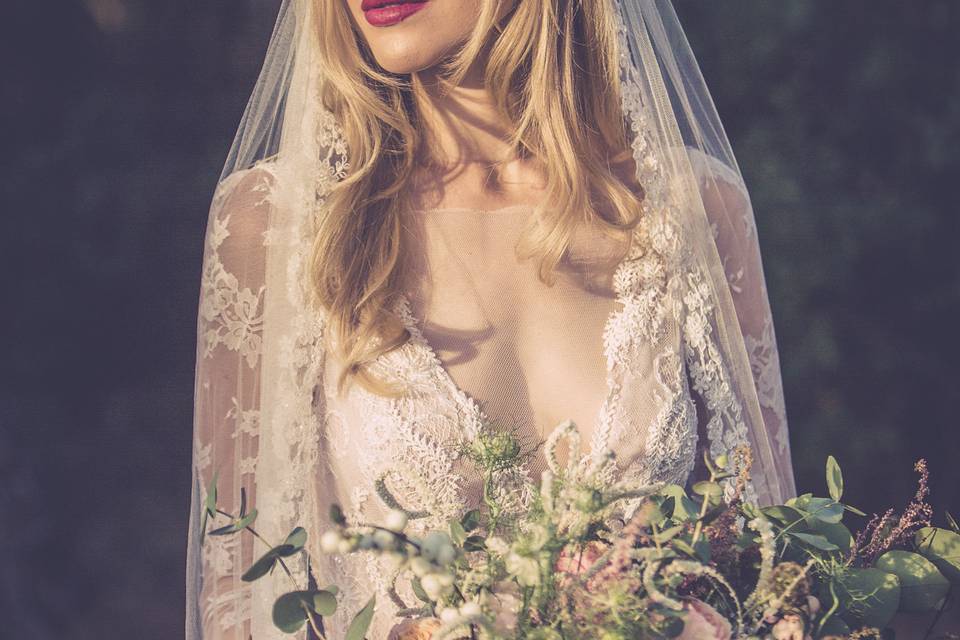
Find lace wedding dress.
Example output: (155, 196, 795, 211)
(186, 2, 796, 638)
(192, 150, 789, 639)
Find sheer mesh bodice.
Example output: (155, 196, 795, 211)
(392, 202, 694, 485)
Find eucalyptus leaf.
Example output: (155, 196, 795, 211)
(235, 509, 258, 531)
(284, 526, 308, 551)
(844, 504, 867, 517)
(412, 577, 430, 603)
(808, 520, 854, 553)
(876, 550, 950, 612)
(837, 567, 900, 628)
(692, 481, 722, 498)
(694, 538, 711, 564)
(672, 539, 697, 558)
(204, 472, 219, 517)
(312, 590, 338, 617)
(790, 531, 840, 551)
(826, 455, 843, 502)
(273, 543, 299, 558)
(460, 509, 481, 532)
(345, 595, 376, 640)
(449, 519, 467, 546)
(330, 504, 346, 526)
(243, 549, 280, 582)
(208, 523, 241, 537)
(272, 591, 310, 634)
(653, 525, 684, 544)
(464, 535, 486, 552)
(915, 527, 960, 582)
(803, 497, 844, 524)
(762, 505, 804, 526)
(660, 485, 698, 523)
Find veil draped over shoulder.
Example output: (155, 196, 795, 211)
(186, 1, 795, 637)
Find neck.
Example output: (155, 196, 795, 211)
(413, 63, 517, 170)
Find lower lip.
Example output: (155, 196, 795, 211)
(363, 2, 428, 27)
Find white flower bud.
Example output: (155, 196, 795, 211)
(439, 607, 460, 624)
(385, 509, 408, 532)
(460, 601, 482, 618)
(485, 536, 510, 555)
(421, 574, 442, 600)
(436, 571, 454, 587)
(337, 538, 354, 554)
(319, 530, 342, 554)
(410, 556, 432, 578)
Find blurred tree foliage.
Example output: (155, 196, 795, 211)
(0, 1, 957, 638)
(675, 0, 959, 521)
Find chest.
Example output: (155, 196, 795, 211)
(400, 208, 629, 455)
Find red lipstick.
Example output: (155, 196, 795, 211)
(360, 0, 428, 27)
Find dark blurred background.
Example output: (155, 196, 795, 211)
(1, 1, 957, 637)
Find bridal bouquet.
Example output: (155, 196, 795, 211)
(202, 422, 959, 639)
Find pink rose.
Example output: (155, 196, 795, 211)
(677, 599, 733, 640)
(387, 617, 442, 640)
(554, 540, 608, 585)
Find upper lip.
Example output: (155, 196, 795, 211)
(360, 0, 415, 9)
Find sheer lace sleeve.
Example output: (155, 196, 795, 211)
(188, 168, 272, 639)
(683, 148, 796, 502)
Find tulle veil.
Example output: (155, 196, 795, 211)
(186, 1, 796, 637)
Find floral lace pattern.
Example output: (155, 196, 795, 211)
(192, 12, 790, 638)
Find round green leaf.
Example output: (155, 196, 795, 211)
(877, 550, 950, 612)
(460, 509, 481, 532)
(837, 567, 901, 628)
(803, 497, 844, 524)
(272, 591, 309, 633)
(762, 505, 804, 527)
(915, 527, 960, 583)
(808, 520, 854, 553)
(311, 589, 338, 617)
(661, 485, 698, 522)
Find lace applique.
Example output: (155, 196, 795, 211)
(199, 178, 270, 370)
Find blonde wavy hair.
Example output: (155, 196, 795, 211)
(311, 0, 645, 397)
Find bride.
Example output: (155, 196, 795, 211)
(186, 0, 796, 637)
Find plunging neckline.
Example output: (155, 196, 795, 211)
(396, 203, 640, 466)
